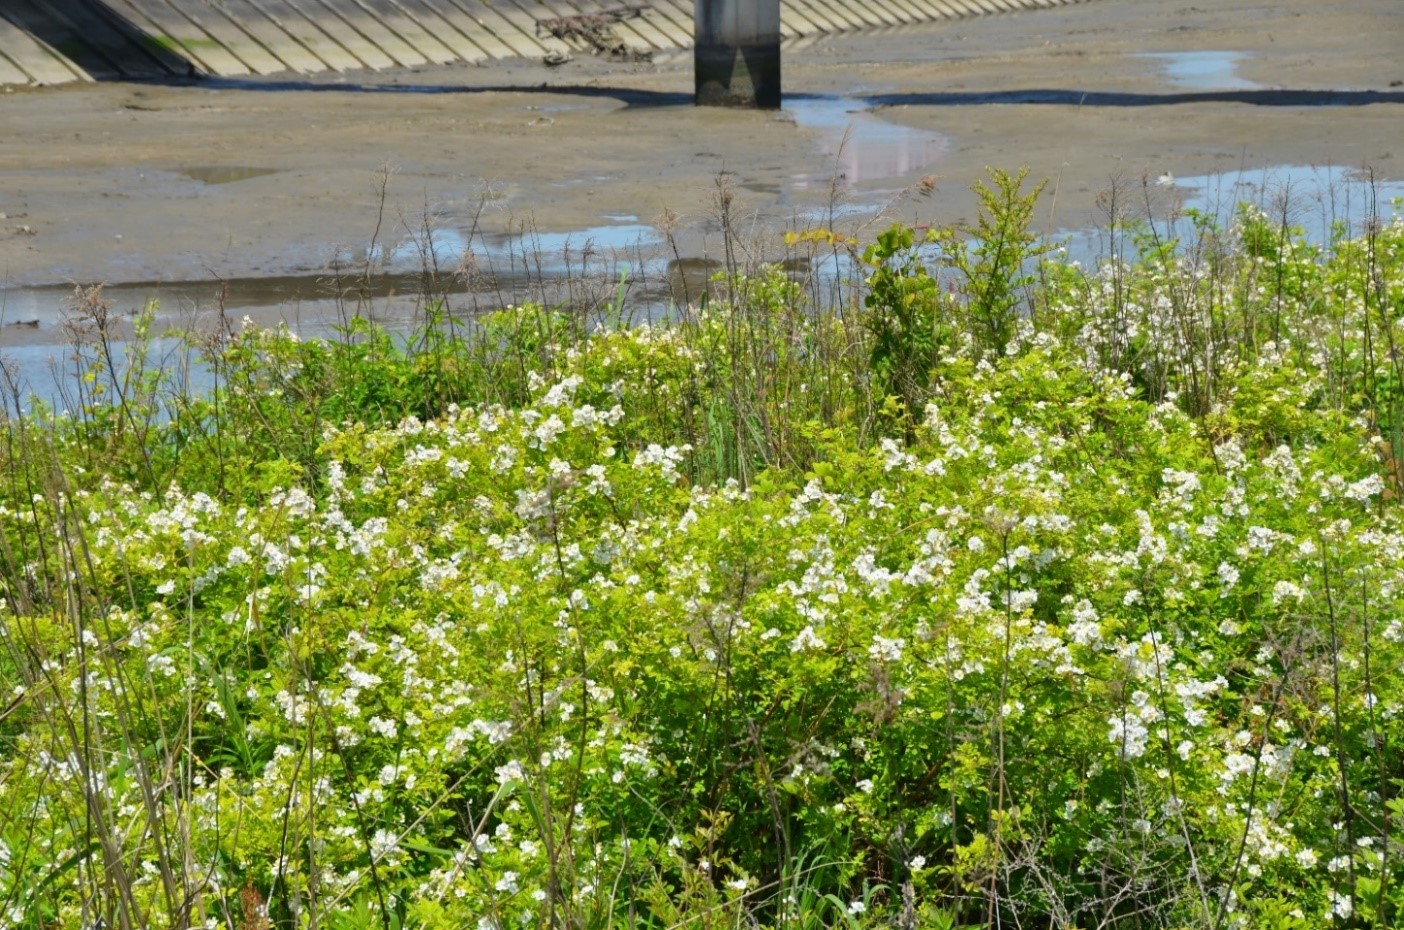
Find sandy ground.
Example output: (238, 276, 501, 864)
(0, 0, 1401, 329)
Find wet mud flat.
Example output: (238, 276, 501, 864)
(1, 0, 1401, 347)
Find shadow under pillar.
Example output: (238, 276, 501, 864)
(694, 0, 780, 108)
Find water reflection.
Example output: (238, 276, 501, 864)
(786, 96, 948, 184)
(1141, 51, 1258, 92)
(1177, 164, 1404, 221)
(177, 166, 279, 184)
(381, 221, 660, 271)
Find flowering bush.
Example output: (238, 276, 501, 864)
(2, 192, 1404, 929)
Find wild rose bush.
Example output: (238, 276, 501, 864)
(2, 198, 1403, 930)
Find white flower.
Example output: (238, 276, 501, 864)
(345, 667, 381, 690)
(1108, 715, 1148, 759)
(368, 716, 398, 739)
(1162, 468, 1200, 497)
(1273, 580, 1307, 604)
(633, 443, 690, 481)
(1067, 599, 1101, 646)
(532, 414, 566, 448)
(868, 635, 905, 663)
(540, 375, 582, 408)
(370, 829, 399, 860)
(148, 654, 178, 677)
(880, 437, 916, 471)
(1345, 474, 1384, 502)
(1246, 526, 1277, 553)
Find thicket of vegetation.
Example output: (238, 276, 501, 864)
(2, 172, 1403, 930)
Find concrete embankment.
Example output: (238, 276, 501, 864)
(0, 0, 1094, 86)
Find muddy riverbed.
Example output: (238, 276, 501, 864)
(0, 0, 1401, 344)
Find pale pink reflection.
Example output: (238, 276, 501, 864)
(787, 98, 948, 184)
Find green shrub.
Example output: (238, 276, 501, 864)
(3, 178, 1404, 930)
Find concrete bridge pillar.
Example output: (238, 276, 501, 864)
(694, 0, 781, 108)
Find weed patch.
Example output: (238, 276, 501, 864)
(2, 173, 1403, 929)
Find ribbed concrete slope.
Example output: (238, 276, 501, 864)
(0, 0, 1096, 86)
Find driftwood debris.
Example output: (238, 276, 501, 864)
(536, 5, 653, 62)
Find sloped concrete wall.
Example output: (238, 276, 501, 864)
(0, 0, 1094, 86)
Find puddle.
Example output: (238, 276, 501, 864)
(526, 102, 591, 115)
(11, 162, 1393, 407)
(1141, 51, 1258, 91)
(665, 258, 723, 306)
(1175, 164, 1404, 232)
(380, 221, 660, 272)
(503, 223, 658, 259)
(177, 166, 279, 185)
(1045, 165, 1404, 268)
(0, 272, 463, 345)
(0, 220, 677, 364)
(0, 257, 685, 411)
(0, 212, 835, 385)
(740, 181, 784, 196)
(0, 213, 673, 352)
(6, 164, 1392, 336)
(786, 96, 948, 185)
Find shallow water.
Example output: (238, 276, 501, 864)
(1141, 51, 1258, 92)
(3, 161, 1400, 409)
(1177, 164, 1404, 232)
(177, 166, 280, 185)
(0, 91, 944, 354)
(786, 95, 949, 185)
(382, 220, 661, 271)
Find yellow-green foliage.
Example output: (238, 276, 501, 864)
(3, 189, 1404, 930)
